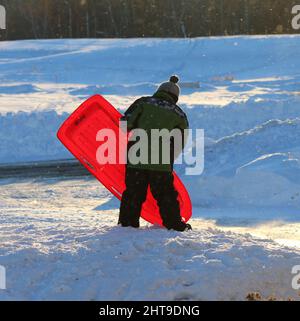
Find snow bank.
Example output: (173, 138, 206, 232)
(205, 118, 300, 176)
(0, 111, 70, 163)
(1, 36, 300, 211)
(1, 100, 300, 209)
(186, 95, 300, 140)
(2, 97, 300, 166)
(3, 223, 300, 301)
(180, 118, 300, 209)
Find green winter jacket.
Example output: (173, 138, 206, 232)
(123, 91, 189, 172)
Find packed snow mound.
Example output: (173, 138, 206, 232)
(186, 95, 300, 140)
(0, 111, 70, 163)
(185, 167, 300, 209)
(205, 118, 300, 176)
(2, 111, 300, 209)
(179, 118, 300, 208)
(1, 104, 300, 168)
(238, 153, 300, 183)
(0, 177, 300, 301)
(3, 224, 300, 301)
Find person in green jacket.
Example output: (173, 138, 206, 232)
(119, 75, 192, 232)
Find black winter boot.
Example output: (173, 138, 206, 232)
(184, 223, 192, 231)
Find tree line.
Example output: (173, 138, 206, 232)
(0, 0, 299, 40)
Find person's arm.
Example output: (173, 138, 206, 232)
(178, 115, 189, 151)
(121, 99, 144, 130)
(172, 115, 189, 162)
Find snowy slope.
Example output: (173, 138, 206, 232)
(0, 36, 299, 84)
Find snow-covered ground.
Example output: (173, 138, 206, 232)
(1, 177, 300, 301)
(1, 36, 300, 300)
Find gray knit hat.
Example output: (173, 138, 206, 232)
(157, 75, 180, 100)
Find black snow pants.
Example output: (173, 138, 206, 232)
(119, 167, 187, 231)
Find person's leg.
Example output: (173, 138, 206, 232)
(149, 171, 190, 231)
(119, 167, 149, 228)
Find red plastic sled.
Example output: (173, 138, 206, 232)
(57, 95, 192, 225)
